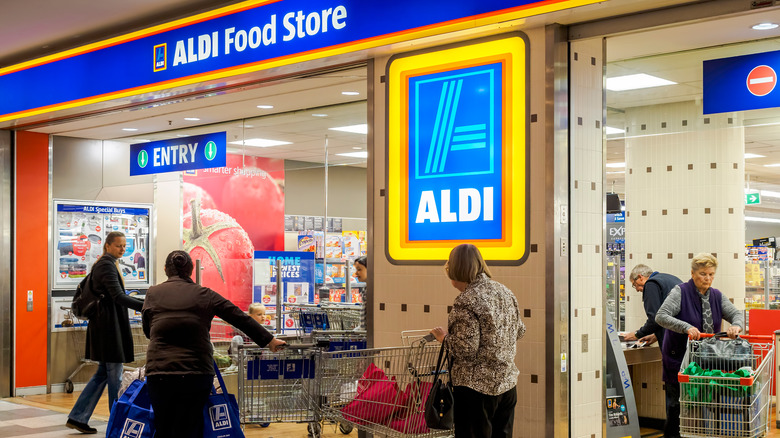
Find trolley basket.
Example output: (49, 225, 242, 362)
(677, 333, 775, 438)
(319, 342, 453, 437)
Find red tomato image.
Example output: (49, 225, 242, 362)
(182, 182, 217, 215)
(221, 172, 285, 251)
(183, 200, 254, 312)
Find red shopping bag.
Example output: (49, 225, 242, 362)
(341, 363, 407, 425)
(389, 381, 433, 434)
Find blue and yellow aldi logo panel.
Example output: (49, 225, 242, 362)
(387, 33, 528, 264)
(153, 44, 167, 72)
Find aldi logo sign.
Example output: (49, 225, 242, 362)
(153, 44, 167, 72)
(209, 403, 231, 430)
(120, 419, 145, 438)
(387, 34, 528, 263)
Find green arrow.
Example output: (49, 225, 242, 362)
(204, 141, 217, 161)
(138, 150, 148, 168)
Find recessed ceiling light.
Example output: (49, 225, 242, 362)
(256, 105, 274, 109)
(352, 146, 363, 150)
(228, 138, 292, 148)
(752, 23, 779, 30)
(744, 153, 766, 159)
(337, 151, 368, 158)
(605, 126, 625, 135)
(341, 91, 360, 96)
(329, 124, 368, 134)
(312, 113, 328, 117)
(606, 74, 677, 91)
(746, 216, 780, 223)
(176, 134, 189, 137)
(606, 162, 625, 168)
(184, 117, 200, 121)
(606, 171, 625, 175)
(760, 190, 780, 199)
(763, 163, 780, 167)
(122, 128, 138, 132)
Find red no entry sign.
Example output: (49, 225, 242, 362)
(747, 65, 777, 97)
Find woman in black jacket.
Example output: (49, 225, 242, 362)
(66, 231, 144, 434)
(142, 250, 285, 438)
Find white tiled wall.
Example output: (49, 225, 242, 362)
(623, 101, 746, 335)
(570, 37, 606, 438)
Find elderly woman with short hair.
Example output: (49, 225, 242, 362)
(655, 252, 744, 438)
(431, 244, 526, 438)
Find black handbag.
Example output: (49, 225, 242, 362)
(424, 342, 454, 430)
(691, 332, 753, 372)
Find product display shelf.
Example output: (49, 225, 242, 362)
(745, 260, 780, 310)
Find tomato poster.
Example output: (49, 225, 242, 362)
(53, 200, 153, 290)
(183, 154, 285, 312)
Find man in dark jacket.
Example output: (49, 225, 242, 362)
(66, 232, 144, 434)
(623, 264, 682, 347)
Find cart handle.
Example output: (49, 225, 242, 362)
(697, 332, 774, 341)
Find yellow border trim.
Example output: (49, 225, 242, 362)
(0, 0, 596, 123)
(387, 35, 527, 262)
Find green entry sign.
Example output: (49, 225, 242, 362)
(746, 192, 761, 205)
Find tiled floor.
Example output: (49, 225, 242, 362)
(0, 400, 107, 437)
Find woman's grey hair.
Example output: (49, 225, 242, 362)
(691, 253, 718, 271)
(629, 264, 653, 282)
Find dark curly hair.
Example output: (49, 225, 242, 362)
(164, 250, 194, 282)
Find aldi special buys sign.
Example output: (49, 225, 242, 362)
(129, 132, 226, 176)
(387, 34, 528, 264)
(0, 0, 599, 122)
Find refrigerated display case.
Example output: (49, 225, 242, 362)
(745, 260, 780, 311)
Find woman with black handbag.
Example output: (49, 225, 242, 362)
(430, 244, 526, 438)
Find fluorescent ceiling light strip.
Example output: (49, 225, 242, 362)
(744, 153, 765, 159)
(605, 127, 625, 135)
(228, 138, 291, 147)
(746, 216, 780, 223)
(606, 74, 677, 91)
(606, 162, 625, 168)
(337, 151, 368, 158)
(329, 124, 368, 134)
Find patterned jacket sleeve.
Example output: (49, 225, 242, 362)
(446, 298, 480, 360)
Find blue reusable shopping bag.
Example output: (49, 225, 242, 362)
(106, 379, 155, 438)
(203, 362, 245, 438)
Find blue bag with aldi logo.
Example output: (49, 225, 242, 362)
(106, 379, 155, 438)
(204, 361, 245, 438)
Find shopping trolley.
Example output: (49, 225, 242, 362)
(318, 335, 453, 438)
(237, 344, 324, 436)
(677, 333, 775, 438)
(61, 307, 94, 393)
(60, 309, 149, 393)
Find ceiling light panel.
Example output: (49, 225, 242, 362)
(329, 124, 368, 134)
(228, 138, 292, 147)
(606, 73, 677, 91)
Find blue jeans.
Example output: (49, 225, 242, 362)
(68, 362, 123, 423)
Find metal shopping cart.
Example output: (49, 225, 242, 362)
(318, 336, 454, 438)
(60, 309, 149, 393)
(61, 307, 94, 393)
(677, 333, 775, 438)
(237, 344, 325, 437)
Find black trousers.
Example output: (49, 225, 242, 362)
(452, 385, 517, 438)
(146, 374, 213, 438)
(664, 380, 681, 438)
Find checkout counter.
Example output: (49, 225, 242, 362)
(606, 312, 667, 438)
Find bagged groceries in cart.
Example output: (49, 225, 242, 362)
(678, 334, 775, 438)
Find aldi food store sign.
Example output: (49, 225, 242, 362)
(387, 34, 528, 264)
(0, 0, 598, 122)
(130, 132, 226, 176)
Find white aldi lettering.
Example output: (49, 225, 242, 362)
(415, 187, 494, 223)
(209, 404, 231, 430)
(121, 419, 145, 438)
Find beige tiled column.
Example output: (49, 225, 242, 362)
(624, 101, 746, 333)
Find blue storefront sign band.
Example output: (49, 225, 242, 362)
(129, 132, 226, 176)
(703, 49, 780, 114)
(0, 0, 593, 119)
(408, 62, 503, 241)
